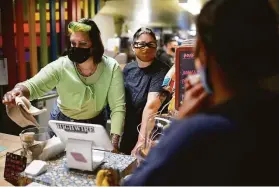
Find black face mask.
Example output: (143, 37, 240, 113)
(171, 48, 175, 53)
(68, 47, 91, 64)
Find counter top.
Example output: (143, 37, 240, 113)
(20, 152, 136, 186)
(0, 133, 22, 186)
(0, 133, 137, 186)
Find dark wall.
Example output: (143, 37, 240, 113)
(0, 86, 24, 135)
(0, 102, 24, 136)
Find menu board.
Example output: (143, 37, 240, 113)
(175, 46, 197, 109)
(4, 152, 27, 185)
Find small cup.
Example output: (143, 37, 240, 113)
(20, 132, 35, 144)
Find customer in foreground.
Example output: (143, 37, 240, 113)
(124, 0, 279, 185)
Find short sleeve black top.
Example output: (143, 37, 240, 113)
(123, 58, 170, 130)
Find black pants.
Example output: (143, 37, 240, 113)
(120, 119, 140, 155)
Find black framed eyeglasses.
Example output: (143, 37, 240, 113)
(133, 42, 157, 49)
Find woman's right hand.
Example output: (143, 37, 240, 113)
(176, 79, 209, 120)
(2, 87, 23, 106)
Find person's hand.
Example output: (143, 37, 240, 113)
(131, 139, 144, 157)
(2, 87, 23, 106)
(111, 133, 122, 154)
(177, 79, 209, 120)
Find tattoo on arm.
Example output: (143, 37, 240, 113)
(156, 92, 167, 105)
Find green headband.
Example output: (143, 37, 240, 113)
(68, 21, 91, 33)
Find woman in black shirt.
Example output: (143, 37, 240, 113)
(120, 28, 170, 155)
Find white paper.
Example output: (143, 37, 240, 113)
(0, 58, 8, 85)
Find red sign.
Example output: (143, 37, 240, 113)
(4, 152, 27, 185)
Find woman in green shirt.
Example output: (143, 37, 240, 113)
(2, 18, 125, 151)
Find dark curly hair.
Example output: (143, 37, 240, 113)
(132, 27, 157, 44)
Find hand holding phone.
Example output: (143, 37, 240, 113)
(187, 74, 200, 86)
(177, 79, 208, 120)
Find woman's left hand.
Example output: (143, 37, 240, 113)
(177, 80, 209, 119)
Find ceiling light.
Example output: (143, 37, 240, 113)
(179, 0, 201, 15)
(134, 0, 150, 24)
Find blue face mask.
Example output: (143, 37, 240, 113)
(197, 66, 213, 94)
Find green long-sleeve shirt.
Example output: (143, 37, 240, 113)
(20, 56, 125, 135)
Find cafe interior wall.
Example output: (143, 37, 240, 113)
(93, 14, 116, 49)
